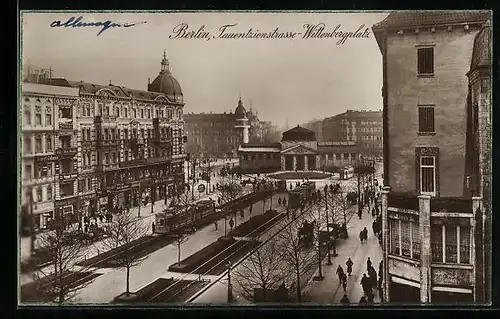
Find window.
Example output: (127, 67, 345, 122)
(140, 109, 144, 119)
(24, 106, 31, 126)
(105, 153, 109, 164)
(417, 47, 434, 75)
(87, 128, 91, 140)
(24, 137, 32, 154)
(47, 186, 52, 200)
(418, 106, 435, 133)
(133, 109, 137, 118)
(35, 136, 42, 153)
(82, 129, 86, 141)
(36, 187, 42, 202)
(431, 224, 471, 264)
(45, 109, 52, 126)
(389, 219, 400, 255)
(115, 106, 120, 117)
(24, 164, 32, 179)
(46, 136, 53, 152)
(390, 218, 420, 259)
(336, 153, 341, 160)
(124, 129, 128, 140)
(124, 107, 128, 118)
(35, 107, 42, 126)
(420, 156, 436, 195)
(343, 153, 349, 160)
(401, 220, 411, 258)
(112, 152, 116, 163)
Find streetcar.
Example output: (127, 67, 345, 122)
(154, 199, 216, 234)
(288, 181, 316, 209)
(340, 166, 355, 180)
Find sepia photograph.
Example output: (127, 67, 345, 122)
(18, 10, 492, 306)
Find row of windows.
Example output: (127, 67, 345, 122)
(81, 127, 174, 141)
(361, 135, 383, 141)
(31, 185, 53, 202)
(322, 153, 357, 160)
(359, 127, 382, 133)
(241, 153, 280, 161)
(23, 105, 53, 127)
(80, 102, 182, 120)
(389, 218, 471, 265)
(81, 148, 173, 167)
(23, 135, 54, 154)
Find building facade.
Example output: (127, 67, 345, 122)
(183, 97, 252, 159)
(373, 11, 490, 304)
(322, 109, 383, 159)
(238, 126, 359, 174)
(21, 52, 188, 230)
(21, 82, 80, 230)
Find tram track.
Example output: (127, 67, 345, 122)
(144, 198, 318, 303)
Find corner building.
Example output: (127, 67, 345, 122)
(373, 11, 491, 304)
(23, 52, 187, 223)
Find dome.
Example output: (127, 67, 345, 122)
(148, 51, 183, 99)
(235, 97, 246, 119)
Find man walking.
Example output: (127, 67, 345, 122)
(367, 257, 372, 271)
(346, 258, 353, 276)
(360, 274, 370, 296)
(336, 265, 344, 284)
(341, 272, 348, 292)
(340, 294, 350, 305)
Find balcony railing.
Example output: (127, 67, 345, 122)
(387, 192, 419, 211)
(430, 197, 472, 214)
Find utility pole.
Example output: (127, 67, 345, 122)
(150, 169, 155, 215)
(324, 187, 332, 265)
(227, 261, 233, 303)
(137, 182, 142, 218)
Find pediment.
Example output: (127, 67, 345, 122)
(95, 88, 117, 97)
(281, 144, 318, 155)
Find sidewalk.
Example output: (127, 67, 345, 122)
(302, 205, 383, 305)
(72, 192, 285, 303)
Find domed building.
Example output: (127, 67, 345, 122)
(148, 50, 184, 103)
(184, 97, 260, 159)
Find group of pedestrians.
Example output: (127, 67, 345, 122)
(339, 257, 383, 305)
(277, 197, 287, 207)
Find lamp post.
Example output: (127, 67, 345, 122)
(317, 205, 323, 279)
(324, 187, 332, 265)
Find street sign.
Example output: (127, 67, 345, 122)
(198, 184, 206, 193)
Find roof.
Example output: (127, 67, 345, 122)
(470, 23, 491, 69)
(148, 71, 183, 97)
(235, 97, 247, 119)
(283, 125, 315, 135)
(240, 143, 281, 148)
(22, 82, 80, 97)
(372, 11, 490, 31)
(238, 146, 281, 153)
(32, 78, 180, 103)
(318, 141, 357, 147)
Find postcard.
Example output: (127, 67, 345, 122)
(18, 10, 492, 306)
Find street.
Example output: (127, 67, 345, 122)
(70, 192, 285, 303)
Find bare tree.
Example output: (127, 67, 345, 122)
(171, 185, 193, 265)
(102, 210, 149, 297)
(275, 214, 317, 302)
(30, 221, 91, 304)
(232, 239, 287, 301)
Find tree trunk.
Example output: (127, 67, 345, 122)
(295, 268, 301, 302)
(126, 265, 130, 295)
(177, 242, 181, 265)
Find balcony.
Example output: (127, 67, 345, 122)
(55, 147, 78, 157)
(387, 192, 419, 211)
(430, 197, 472, 214)
(59, 171, 78, 182)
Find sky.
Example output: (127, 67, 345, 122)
(21, 11, 388, 129)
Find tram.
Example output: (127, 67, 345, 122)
(340, 166, 355, 180)
(288, 181, 316, 209)
(154, 199, 216, 234)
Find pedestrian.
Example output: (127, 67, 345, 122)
(359, 296, 367, 305)
(152, 222, 155, 234)
(341, 272, 348, 292)
(278, 197, 282, 206)
(229, 218, 234, 230)
(359, 230, 364, 243)
(340, 294, 350, 305)
(360, 274, 370, 296)
(283, 198, 286, 207)
(346, 258, 353, 276)
(372, 220, 377, 236)
(363, 227, 368, 242)
(367, 257, 372, 271)
(336, 265, 344, 283)
(214, 221, 218, 231)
